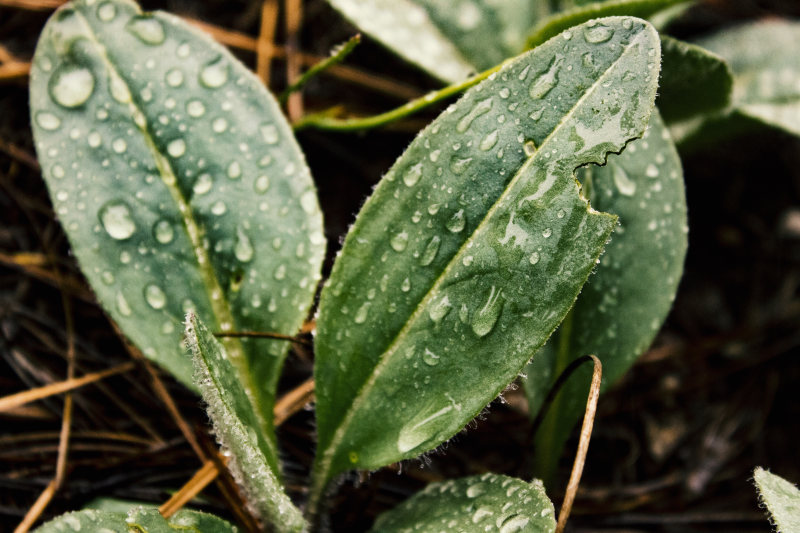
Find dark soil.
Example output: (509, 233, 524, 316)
(1, 1, 799, 532)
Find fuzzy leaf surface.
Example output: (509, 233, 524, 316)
(314, 18, 660, 488)
(526, 110, 687, 480)
(29, 0, 325, 440)
(754, 467, 800, 533)
(33, 508, 239, 533)
(370, 473, 556, 532)
(186, 314, 306, 533)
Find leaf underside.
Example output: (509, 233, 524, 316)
(526, 109, 687, 480)
(30, 0, 325, 445)
(370, 473, 556, 533)
(313, 17, 661, 488)
(33, 508, 238, 533)
(754, 468, 800, 533)
(186, 314, 306, 533)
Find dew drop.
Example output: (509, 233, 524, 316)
(97, 2, 116, 21)
(529, 107, 544, 121)
(36, 112, 61, 130)
(499, 87, 510, 99)
(153, 219, 174, 243)
(529, 251, 541, 265)
(167, 138, 186, 158)
(234, 226, 254, 262)
(165, 68, 184, 87)
(109, 72, 131, 103)
(99, 200, 136, 240)
(200, 56, 229, 88)
(354, 302, 371, 324)
(300, 190, 317, 214)
(401, 277, 411, 292)
(480, 130, 499, 151)
(419, 235, 441, 266)
(523, 140, 537, 156)
(422, 347, 440, 366)
(472, 507, 493, 524)
(120, 250, 131, 264)
(446, 209, 466, 233)
(471, 286, 503, 337)
(450, 156, 473, 175)
(116, 291, 132, 316)
(274, 264, 287, 280)
(227, 161, 242, 179)
(211, 201, 227, 215)
(127, 15, 166, 44)
(427, 203, 441, 215)
(456, 97, 493, 132)
(112, 138, 127, 153)
(88, 131, 102, 148)
(467, 482, 486, 498)
(403, 163, 423, 187)
(144, 284, 167, 309)
(542, 227, 552, 238)
(51, 164, 65, 178)
(186, 99, 206, 117)
(193, 173, 213, 195)
(499, 515, 530, 533)
(645, 163, 659, 178)
(260, 124, 280, 145)
(101, 271, 114, 285)
(176, 42, 190, 58)
(584, 22, 615, 44)
(213, 117, 228, 133)
(529, 57, 563, 99)
(254, 175, 270, 193)
(429, 295, 451, 324)
(390, 231, 409, 252)
(49, 64, 95, 108)
(612, 164, 636, 196)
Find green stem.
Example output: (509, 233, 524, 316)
(279, 34, 361, 104)
(292, 61, 507, 132)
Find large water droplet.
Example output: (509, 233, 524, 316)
(419, 235, 441, 266)
(390, 231, 409, 252)
(96, 1, 116, 21)
(403, 163, 423, 187)
(422, 348, 440, 366)
(450, 156, 473, 175)
(529, 57, 563, 99)
(456, 97, 493, 133)
(200, 56, 229, 88)
(36, 112, 61, 130)
(49, 64, 94, 108)
(584, 22, 614, 44)
(99, 200, 136, 240)
(127, 16, 166, 45)
(167, 138, 186, 158)
(429, 295, 451, 324)
(446, 210, 466, 233)
(186, 100, 206, 117)
(529, 251, 540, 265)
(499, 515, 530, 533)
(153, 219, 174, 244)
(466, 482, 486, 498)
(472, 286, 503, 337)
(612, 164, 636, 196)
(472, 507, 493, 524)
(109, 72, 131, 104)
(397, 405, 453, 453)
(354, 302, 370, 324)
(480, 130, 499, 151)
(144, 284, 167, 309)
(234, 226, 254, 262)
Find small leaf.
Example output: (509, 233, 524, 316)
(186, 314, 306, 533)
(657, 35, 732, 122)
(754, 467, 800, 533)
(29, 0, 325, 447)
(526, 110, 687, 481)
(34, 510, 128, 533)
(525, 0, 687, 49)
(370, 473, 556, 533)
(312, 17, 660, 497)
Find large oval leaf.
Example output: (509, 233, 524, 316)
(525, 110, 687, 480)
(313, 17, 661, 494)
(186, 314, 305, 532)
(370, 473, 556, 533)
(29, 0, 325, 436)
(34, 508, 238, 533)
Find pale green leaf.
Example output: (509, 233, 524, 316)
(34, 510, 128, 533)
(370, 473, 556, 533)
(33, 508, 239, 533)
(312, 17, 660, 497)
(526, 110, 687, 481)
(657, 35, 732, 122)
(29, 0, 325, 447)
(755, 467, 800, 533)
(186, 314, 306, 533)
(525, 0, 686, 49)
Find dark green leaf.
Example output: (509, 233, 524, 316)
(754, 467, 800, 533)
(526, 110, 687, 481)
(312, 17, 660, 498)
(29, 0, 325, 448)
(186, 314, 306, 532)
(370, 473, 556, 532)
(33, 508, 239, 533)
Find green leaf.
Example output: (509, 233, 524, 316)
(369, 473, 556, 532)
(525, 110, 687, 481)
(29, 0, 325, 444)
(312, 16, 660, 499)
(33, 508, 239, 533)
(525, 0, 686, 49)
(676, 19, 800, 144)
(754, 467, 800, 533)
(656, 35, 732, 122)
(186, 313, 306, 533)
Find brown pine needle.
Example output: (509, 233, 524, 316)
(14, 479, 57, 533)
(256, 0, 279, 85)
(0, 0, 64, 10)
(555, 355, 602, 533)
(284, 0, 304, 121)
(214, 329, 312, 347)
(273, 377, 315, 427)
(0, 362, 136, 413)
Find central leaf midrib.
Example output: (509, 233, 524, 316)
(316, 25, 649, 482)
(72, 8, 275, 455)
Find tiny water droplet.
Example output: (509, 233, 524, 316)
(227, 161, 242, 179)
(254, 175, 270, 193)
(529, 107, 544, 121)
(260, 124, 279, 145)
(354, 302, 370, 324)
(419, 235, 441, 266)
(467, 482, 486, 498)
(99, 200, 136, 240)
(429, 295, 451, 324)
(542, 228, 552, 238)
(49, 64, 95, 108)
(193, 173, 213, 195)
(213, 117, 228, 133)
(472, 286, 503, 337)
(88, 131, 102, 147)
(97, 1, 116, 21)
(480, 130, 499, 151)
(36, 112, 61, 130)
(144, 284, 167, 309)
(456, 97, 493, 133)
(211, 201, 227, 215)
(403, 163, 423, 187)
(167, 138, 186, 158)
(166, 68, 184, 87)
(401, 277, 411, 292)
(200, 56, 229, 88)
(472, 507, 493, 524)
(529, 251, 540, 265)
(101, 271, 114, 285)
(274, 264, 287, 280)
(427, 203, 441, 215)
(422, 348, 440, 366)
(450, 156, 473, 175)
(446, 209, 466, 233)
(523, 140, 537, 156)
(300, 190, 317, 214)
(186, 100, 206, 117)
(234, 226, 254, 262)
(116, 291, 132, 316)
(51, 164, 65, 178)
(499, 87, 510, 98)
(557, 209, 565, 219)
(126, 16, 166, 44)
(390, 231, 409, 252)
(499, 515, 530, 533)
(529, 57, 563, 99)
(584, 22, 615, 44)
(112, 138, 127, 153)
(119, 250, 131, 264)
(646, 163, 659, 178)
(153, 219, 174, 243)
(612, 164, 636, 196)
(109, 72, 131, 103)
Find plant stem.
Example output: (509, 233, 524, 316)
(279, 34, 361, 104)
(292, 61, 506, 132)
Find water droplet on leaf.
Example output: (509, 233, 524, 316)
(99, 200, 136, 240)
